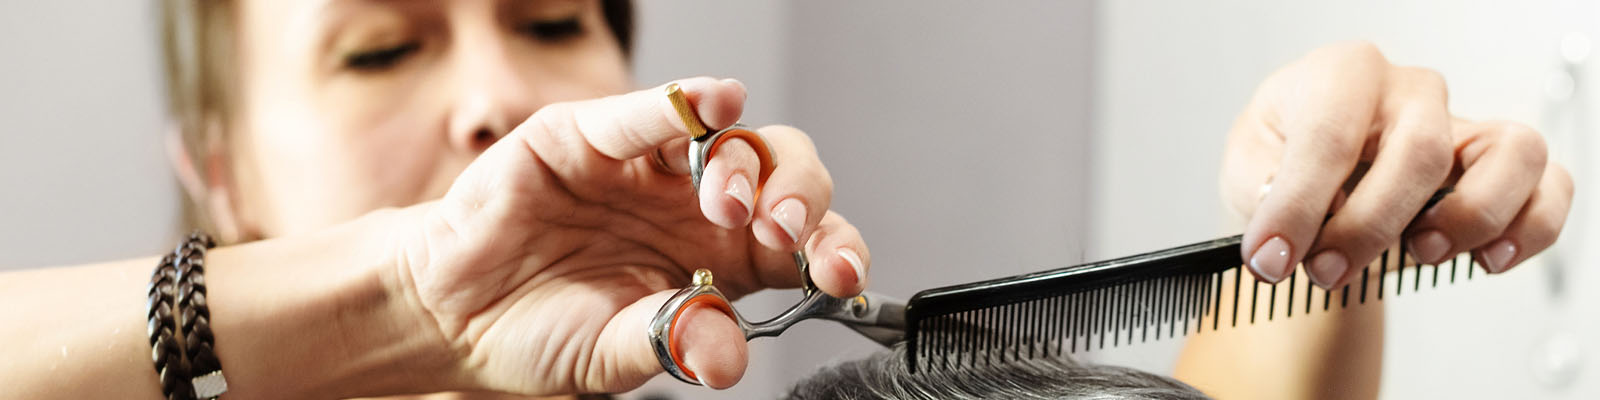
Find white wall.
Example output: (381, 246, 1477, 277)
(0, 2, 176, 269)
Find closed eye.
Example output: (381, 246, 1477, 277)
(344, 42, 421, 71)
(519, 17, 583, 43)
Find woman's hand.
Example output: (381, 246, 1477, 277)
(1221, 41, 1574, 289)
(392, 77, 870, 394)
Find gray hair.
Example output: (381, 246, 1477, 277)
(784, 343, 1209, 400)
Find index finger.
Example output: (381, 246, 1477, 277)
(527, 77, 747, 161)
(1239, 43, 1388, 283)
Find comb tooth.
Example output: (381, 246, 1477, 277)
(1070, 292, 1080, 354)
(1130, 282, 1141, 341)
(1050, 295, 1062, 356)
(1019, 301, 1029, 360)
(1250, 278, 1261, 324)
(1397, 241, 1407, 297)
(1124, 283, 1135, 345)
(1195, 274, 1207, 334)
(1180, 275, 1193, 334)
(1468, 254, 1475, 279)
(1451, 256, 1459, 283)
(1141, 279, 1152, 342)
(1304, 272, 1314, 315)
(1231, 267, 1242, 327)
(1341, 282, 1350, 308)
(1171, 276, 1183, 336)
(1268, 275, 1278, 321)
(1158, 276, 1171, 339)
(1052, 295, 1063, 356)
(1323, 282, 1332, 311)
(1000, 304, 1011, 362)
(1379, 248, 1388, 300)
(1432, 257, 1441, 288)
(1364, 251, 1378, 304)
(1213, 270, 1224, 331)
(1287, 269, 1296, 319)
(1112, 285, 1123, 348)
(937, 315, 947, 371)
(1147, 279, 1158, 341)
(964, 311, 975, 369)
(1097, 287, 1108, 350)
(1127, 283, 1139, 345)
(1036, 299, 1049, 358)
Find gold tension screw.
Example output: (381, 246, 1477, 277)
(665, 83, 709, 139)
(691, 268, 714, 286)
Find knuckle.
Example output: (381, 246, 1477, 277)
(1322, 40, 1385, 63)
(1399, 128, 1453, 176)
(1549, 163, 1575, 197)
(1453, 196, 1511, 239)
(1342, 209, 1403, 251)
(759, 124, 817, 149)
(1491, 121, 1549, 167)
(1395, 66, 1449, 96)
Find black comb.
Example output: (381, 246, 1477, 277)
(902, 236, 1480, 373)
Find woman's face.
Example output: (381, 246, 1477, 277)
(228, 0, 629, 237)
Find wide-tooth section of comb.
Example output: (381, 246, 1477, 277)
(904, 235, 1481, 373)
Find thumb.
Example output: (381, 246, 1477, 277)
(590, 291, 749, 391)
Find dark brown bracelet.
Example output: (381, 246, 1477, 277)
(147, 254, 193, 400)
(146, 231, 225, 400)
(174, 232, 226, 399)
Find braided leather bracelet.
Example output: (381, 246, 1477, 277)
(146, 254, 192, 400)
(147, 232, 226, 400)
(175, 232, 226, 399)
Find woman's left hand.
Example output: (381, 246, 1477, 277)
(1220, 41, 1575, 289)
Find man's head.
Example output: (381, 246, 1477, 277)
(786, 344, 1208, 400)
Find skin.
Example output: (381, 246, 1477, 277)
(0, 3, 1571, 400)
(1179, 41, 1574, 399)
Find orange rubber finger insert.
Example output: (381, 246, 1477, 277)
(667, 293, 737, 382)
(706, 128, 777, 196)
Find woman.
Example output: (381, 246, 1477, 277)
(0, 1, 1572, 399)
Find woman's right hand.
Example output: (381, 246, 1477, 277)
(386, 77, 871, 395)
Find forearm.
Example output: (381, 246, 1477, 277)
(1174, 263, 1385, 399)
(0, 207, 458, 399)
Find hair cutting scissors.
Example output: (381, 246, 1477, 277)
(647, 83, 907, 386)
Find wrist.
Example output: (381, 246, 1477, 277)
(205, 204, 464, 399)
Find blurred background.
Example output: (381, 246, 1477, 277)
(1, 0, 1595, 399)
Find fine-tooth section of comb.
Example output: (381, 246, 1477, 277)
(904, 235, 1482, 374)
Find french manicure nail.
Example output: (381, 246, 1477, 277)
(1481, 239, 1518, 273)
(1408, 230, 1451, 264)
(1307, 250, 1349, 289)
(724, 173, 754, 218)
(838, 248, 867, 286)
(772, 198, 806, 244)
(1249, 236, 1293, 282)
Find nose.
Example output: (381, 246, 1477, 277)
(445, 35, 536, 154)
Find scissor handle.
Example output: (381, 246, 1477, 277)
(688, 126, 778, 194)
(651, 85, 817, 386)
(647, 269, 739, 385)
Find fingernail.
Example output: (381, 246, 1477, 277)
(722, 78, 747, 99)
(1479, 239, 1518, 273)
(1408, 230, 1451, 264)
(772, 198, 806, 244)
(1248, 236, 1293, 282)
(838, 248, 867, 286)
(1307, 250, 1349, 289)
(724, 173, 754, 218)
